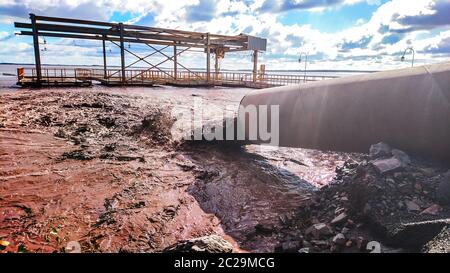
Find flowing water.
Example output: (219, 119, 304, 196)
(0, 64, 357, 252)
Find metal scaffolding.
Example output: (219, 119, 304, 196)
(15, 14, 267, 86)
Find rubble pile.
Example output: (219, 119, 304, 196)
(132, 108, 176, 146)
(163, 235, 233, 253)
(21, 92, 176, 162)
(275, 142, 450, 253)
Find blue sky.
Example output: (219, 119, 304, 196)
(0, 0, 449, 70)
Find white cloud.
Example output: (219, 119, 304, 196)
(1, 0, 449, 70)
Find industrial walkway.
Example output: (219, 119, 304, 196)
(17, 67, 339, 88)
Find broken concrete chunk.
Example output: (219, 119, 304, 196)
(369, 142, 392, 159)
(298, 247, 309, 253)
(305, 223, 333, 238)
(332, 233, 346, 246)
(420, 204, 443, 216)
(163, 235, 233, 253)
(330, 212, 348, 226)
(371, 157, 403, 174)
(391, 149, 411, 166)
(405, 200, 421, 212)
(275, 241, 301, 253)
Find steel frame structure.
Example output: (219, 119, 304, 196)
(15, 14, 267, 86)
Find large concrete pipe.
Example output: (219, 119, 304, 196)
(238, 62, 450, 159)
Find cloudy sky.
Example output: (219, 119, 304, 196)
(0, 0, 449, 71)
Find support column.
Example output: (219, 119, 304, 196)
(30, 13, 42, 85)
(173, 45, 177, 80)
(206, 33, 210, 83)
(214, 50, 219, 81)
(253, 50, 258, 83)
(102, 35, 107, 79)
(119, 23, 126, 84)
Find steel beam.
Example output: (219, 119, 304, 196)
(119, 23, 126, 83)
(102, 35, 107, 79)
(30, 14, 42, 85)
(206, 33, 210, 83)
(253, 50, 258, 83)
(174, 45, 177, 80)
(18, 31, 213, 49)
(34, 15, 115, 27)
(215, 51, 219, 81)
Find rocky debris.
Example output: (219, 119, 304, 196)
(61, 149, 94, 160)
(371, 157, 403, 174)
(392, 149, 411, 166)
(331, 212, 348, 226)
(422, 226, 450, 253)
(332, 233, 346, 246)
(255, 223, 276, 235)
(163, 235, 233, 253)
(63, 102, 108, 109)
(369, 142, 392, 159)
(54, 128, 66, 138)
(369, 142, 411, 174)
(275, 240, 302, 253)
(194, 168, 220, 181)
(133, 108, 176, 146)
(420, 204, 443, 216)
(37, 114, 55, 127)
(405, 200, 421, 212)
(103, 143, 117, 152)
(437, 171, 450, 205)
(298, 247, 309, 253)
(97, 116, 116, 128)
(274, 142, 450, 253)
(305, 223, 332, 239)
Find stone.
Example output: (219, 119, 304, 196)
(341, 227, 350, 234)
(163, 235, 233, 253)
(335, 207, 345, 215)
(330, 212, 348, 226)
(369, 142, 392, 158)
(254, 223, 275, 235)
(345, 219, 355, 227)
(371, 157, 403, 174)
(405, 200, 421, 212)
(275, 240, 301, 253)
(298, 247, 309, 253)
(391, 149, 411, 166)
(420, 204, 443, 216)
(332, 233, 346, 246)
(311, 240, 329, 247)
(305, 223, 332, 238)
(436, 172, 450, 205)
(279, 241, 301, 253)
(356, 236, 367, 250)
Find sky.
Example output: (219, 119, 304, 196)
(0, 0, 450, 71)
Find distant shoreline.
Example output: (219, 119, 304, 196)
(0, 63, 380, 74)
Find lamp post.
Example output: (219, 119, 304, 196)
(401, 47, 415, 67)
(298, 52, 308, 83)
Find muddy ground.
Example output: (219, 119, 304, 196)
(1, 85, 449, 253)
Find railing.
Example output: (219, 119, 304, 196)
(20, 67, 339, 87)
